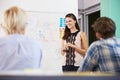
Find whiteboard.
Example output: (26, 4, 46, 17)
(25, 11, 66, 72)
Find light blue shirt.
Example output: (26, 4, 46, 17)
(78, 37, 120, 73)
(0, 34, 42, 71)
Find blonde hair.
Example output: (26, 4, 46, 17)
(2, 6, 27, 34)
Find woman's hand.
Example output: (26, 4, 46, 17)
(67, 43, 76, 48)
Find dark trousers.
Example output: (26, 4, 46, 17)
(62, 65, 79, 72)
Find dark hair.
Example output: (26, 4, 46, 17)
(92, 17, 116, 39)
(62, 13, 80, 40)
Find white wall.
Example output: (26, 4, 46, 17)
(84, 0, 100, 9)
(0, 0, 78, 73)
(78, 0, 84, 9)
(78, 0, 100, 9)
(0, 0, 78, 22)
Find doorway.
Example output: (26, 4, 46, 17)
(88, 11, 100, 45)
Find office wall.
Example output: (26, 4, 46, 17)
(78, 0, 84, 9)
(101, 0, 120, 37)
(84, 0, 100, 9)
(0, 0, 78, 22)
(78, 0, 100, 9)
(0, 0, 78, 72)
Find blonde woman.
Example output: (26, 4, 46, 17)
(61, 13, 88, 72)
(0, 6, 42, 71)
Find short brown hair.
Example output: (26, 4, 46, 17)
(92, 17, 116, 39)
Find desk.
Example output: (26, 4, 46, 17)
(0, 71, 119, 80)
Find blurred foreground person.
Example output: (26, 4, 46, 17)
(0, 6, 42, 71)
(78, 17, 120, 73)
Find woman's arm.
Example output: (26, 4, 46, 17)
(61, 40, 67, 55)
(77, 32, 88, 56)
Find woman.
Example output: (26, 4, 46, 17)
(61, 13, 88, 72)
(0, 6, 42, 71)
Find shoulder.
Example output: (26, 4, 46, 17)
(0, 35, 14, 44)
(25, 36, 42, 47)
(78, 31, 87, 39)
(80, 31, 86, 36)
(86, 41, 99, 57)
(21, 36, 43, 52)
(89, 40, 102, 50)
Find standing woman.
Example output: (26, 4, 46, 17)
(61, 13, 88, 72)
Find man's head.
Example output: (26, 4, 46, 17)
(92, 17, 116, 39)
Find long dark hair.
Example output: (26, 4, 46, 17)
(62, 13, 80, 40)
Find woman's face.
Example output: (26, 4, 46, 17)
(66, 17, 76, 29)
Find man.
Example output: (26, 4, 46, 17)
(78, 17, 120, 72)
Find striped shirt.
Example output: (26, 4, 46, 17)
(78, 37, 120, 72)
